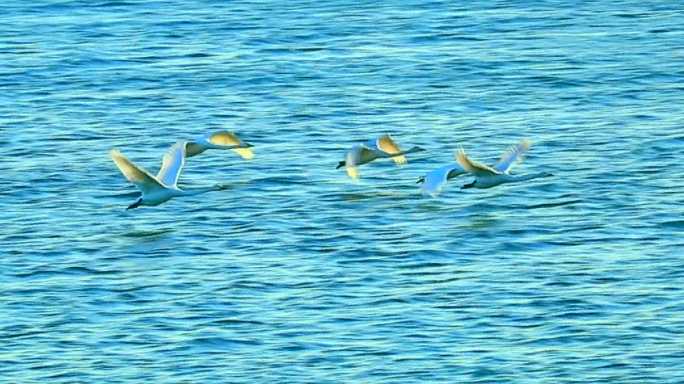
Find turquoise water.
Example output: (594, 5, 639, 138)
(3, 1, 684, 382)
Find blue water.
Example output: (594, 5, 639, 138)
(2, 1, 684, 382)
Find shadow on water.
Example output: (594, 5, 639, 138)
(463, 213, 501, 230)
(659, 220, 684, 229)
(116, 226, 179, 253)
(121, 228, 175, 239)
(338, 192, 382, 202)
(333, 189, 419, 203)
(518, 199, 583, 210)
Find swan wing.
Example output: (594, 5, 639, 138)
(359, 145, 377, 164)
(156, 141, 186, 188)
(345, 145, 364, 179)
(376, 134, 407, 165)
(346, 165, 360, 179)
(208, 131, 254, 159)
(456, 148, 501, 177)
(446, 163, 466, 180)
(494, 139, 531, 173)
(110, 149, 165, 194)
(421, 164, 460, 197)
(348, 144, 377, 165)
(185, 141, 205, 157)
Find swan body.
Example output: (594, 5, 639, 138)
(337, 134, 425, 179)
(111, 141, 226, 209)
(456, 139, 552, 189)
(185, 131, 254, 159)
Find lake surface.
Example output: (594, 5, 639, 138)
(2, 1, 684, 382)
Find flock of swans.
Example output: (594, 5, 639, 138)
(111, 132, 552, 209)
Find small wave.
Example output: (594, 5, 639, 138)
(14, 266, 117, 279)
(659, 220, 684, 229)
(525, 199, 583, 209)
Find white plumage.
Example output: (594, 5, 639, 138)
(418, 164, 465, 197)
(456, 139, 552, 189)
(111, 141, 226, 209)
(337, 134, 425, 179)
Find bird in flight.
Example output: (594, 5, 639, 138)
(337, 134, 425, 179)
(456, 139, 552, 189)
(111, 141, 228, 209)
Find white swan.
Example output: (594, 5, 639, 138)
(336, 134, 425, 179)
(417, 140, 543, 196)
(417, 163, 465, 197)
(456, 139, 552, 189)
(185, 131, 254, 159)
(111, 141, 226, 209)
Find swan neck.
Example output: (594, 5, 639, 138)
(180, 186, 221, 196)
(390, 147, 421, 157)
(514, 172, 548, 182)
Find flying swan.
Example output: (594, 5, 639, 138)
(417, 140, 549, 197)
(111, 141, 227, 209)
(456, 139, 552, 189)
(337, 134, 425, 179)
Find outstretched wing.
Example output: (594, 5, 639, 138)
(421, 164, 465, 197)
(494, 139, 531, 173)
(185, 141, 205, 157)
(347, 144, 377, 165)
(376, 134, 407, 165)
(420, 165, 451, 197)
(208, 131, 254, 159)
(157, 141, 186, 188)
(110, 149, 165, 194)
(456, 148, 501, 177)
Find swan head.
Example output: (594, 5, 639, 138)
(336, 160, 346, 169)
(416, 176, 425, 184)
(127, 197, 143, 210)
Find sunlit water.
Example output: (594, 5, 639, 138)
(2, 1, 684, 382)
